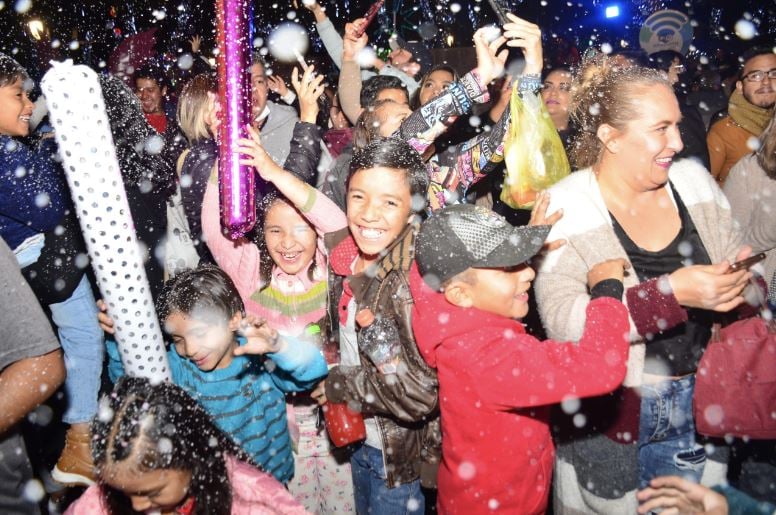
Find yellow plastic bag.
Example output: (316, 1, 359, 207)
(500, 84, 570, 209)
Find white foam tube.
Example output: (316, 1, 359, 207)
(41, 60, 170, 382)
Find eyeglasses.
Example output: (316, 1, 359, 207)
(742, 69, 776, 83)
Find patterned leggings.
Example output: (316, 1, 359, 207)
(288, 406, 356, 513)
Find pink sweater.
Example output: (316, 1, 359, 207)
(201, 179, 347, 336)
(65, 455, 310, 514)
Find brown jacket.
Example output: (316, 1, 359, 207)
(707, 115, 755, 184)
(324, 224, 441, 488)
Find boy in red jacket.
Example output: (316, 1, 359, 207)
(409, 204, 632, 514)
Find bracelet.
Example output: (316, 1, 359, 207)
(518, 74, 542, 93)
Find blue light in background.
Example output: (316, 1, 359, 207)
(605, 5, 620, 18)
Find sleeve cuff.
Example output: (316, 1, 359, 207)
(518, 74, 542, 93)
(625, 275, 688, 338)
(590, 278, 624, 300)
(280, 90, 297, 104)
(299, 184, 318, 213)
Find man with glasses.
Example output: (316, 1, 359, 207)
(708, 48, 776, 184)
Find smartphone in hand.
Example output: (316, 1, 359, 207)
(728, 252, 766, 273)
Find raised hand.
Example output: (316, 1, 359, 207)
(473, 27, 508, 85)
(503, 13, 543, 76)
(529, 191, 565, 251)
(234, 315, 286, 356)
(189, 35, 201, 54)
(291, 65, 326, 123)
(237, 124, 284, 183)
(343, 18, 369, 62)
(267, 75, 290, 97)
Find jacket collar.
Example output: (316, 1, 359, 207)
(326, 221, 419, 303)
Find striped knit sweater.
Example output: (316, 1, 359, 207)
(107, 336, 327, 483)
(533, 159, 742, 514)
(202, 177, 347, 337)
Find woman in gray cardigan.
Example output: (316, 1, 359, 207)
(533, 55, 752, 514)
(724, 113, 776, 302)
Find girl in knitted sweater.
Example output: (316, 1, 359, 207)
(201, 65, 354, 513)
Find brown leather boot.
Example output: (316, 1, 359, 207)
(52, 425, 96, 487)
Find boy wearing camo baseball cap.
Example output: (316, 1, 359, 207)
(408, 203, 633, 514)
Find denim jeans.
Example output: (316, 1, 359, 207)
(638, 375, 705, 489)
(351, 444, 424, 515)
(49, 274, 104, 424)
(13, 234, 44, 269)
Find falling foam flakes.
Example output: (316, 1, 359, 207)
(144, 135, 164, 155)
(97, 402, 114, 423)
(34, 192, 50, 208)
(734, 19, 757, 40)
(158, 437, 173, 454)
(747, 136, 761, 152)
(458, 461, 476, 480)
(481, 25, 501, 43)
(23, 479, 45, 503)
(407, 497, 421, 512)
(600, 43, 613, 54)
(561, 396, 581, 415)
(488, 499, 500, 510)
(703, 404, 724, 427)
(268, 22, 309, 63)
(177, 53, 194, 71)
(75, 253, 90, 269)
(450, 3, 462, 13)
(572, 413, 586, 428)
(356, 47, 377, 69)
(14, 0, 31, 14)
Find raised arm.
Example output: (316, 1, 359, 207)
(339, 19, 369, 124)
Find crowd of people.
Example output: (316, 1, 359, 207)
(1, 2, 775, 514)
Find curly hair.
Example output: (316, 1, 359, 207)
(92, 376, 254, 515)
(567, 53, 672, 169)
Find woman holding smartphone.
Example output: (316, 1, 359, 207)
(533, 54, 754, 514)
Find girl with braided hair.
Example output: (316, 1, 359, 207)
(65, 376, 307, 514)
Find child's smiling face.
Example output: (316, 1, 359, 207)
(263, 199, 318, 277)
(346, 166, 414, 264)
(164, 310, 241, 372)
(0, 77, 33, 137)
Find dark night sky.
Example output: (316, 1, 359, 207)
(0, 0, 773, 83)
